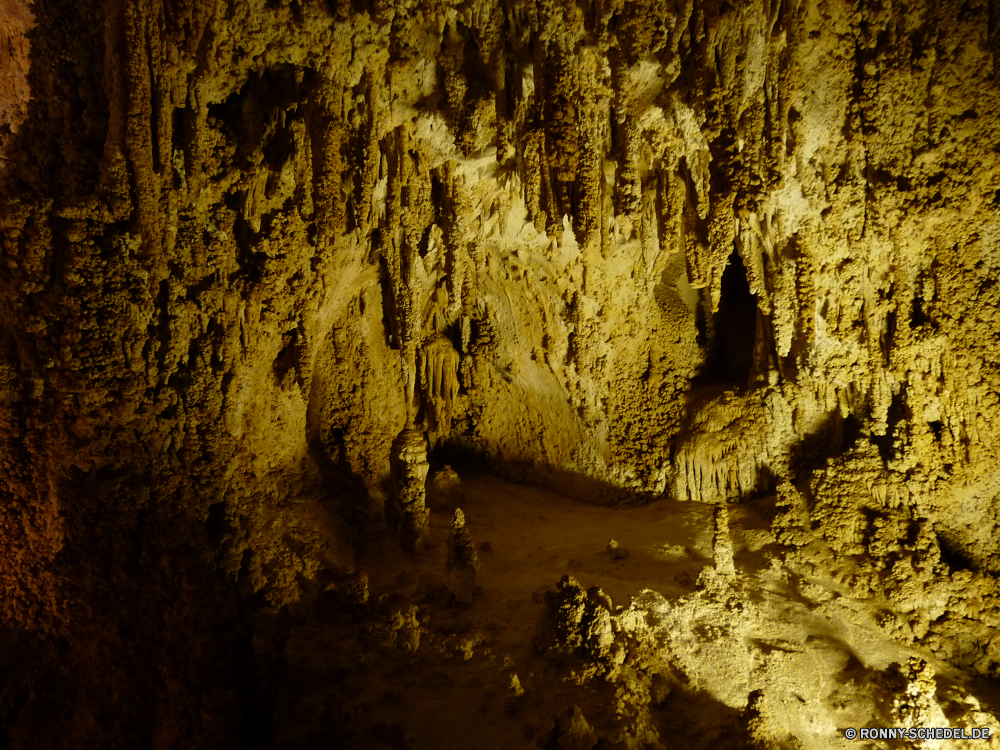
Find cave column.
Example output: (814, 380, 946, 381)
(385, 426, 431, 553)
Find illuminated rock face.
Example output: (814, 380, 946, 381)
(0, 0, 999, 746)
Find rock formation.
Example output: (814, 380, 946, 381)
(427, 463, 461, 511)
(385, 426, 431, 552)
(446, 507, 479, 604)
(712, 500, 735, 578)
(0, 0, 998, 746)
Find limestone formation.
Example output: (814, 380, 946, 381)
(888, 658, 939, 730)
(420, 333, 461, 441)
(0, 0, 30, 169)
(553, 705, 599, 750)
(712, 501, 736, 578)
(0, 0, 999, 746)
(385, 426, 431, 552)
(446, 507, 479, 605)
(427, 463, 462, 513)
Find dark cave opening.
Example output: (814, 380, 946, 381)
(910, 294, 929, 328)
(696, 250, 758, 385)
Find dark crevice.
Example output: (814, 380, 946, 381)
(694, 250, 757, 386)
(872, 389, 907, 463)
(788, 411, 862, 480)
(273, 329, 300, 382)
(929, 420, 944, 441)
(940, 536, 974, 573)
(205, 502, 226, 541)
(910, 294, 928, 327)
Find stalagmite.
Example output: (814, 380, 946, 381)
(385, 427, 431, 553)
(713, 501, 736, 578)
(553, 705, 599, 750)
(446, 508, 479, 606)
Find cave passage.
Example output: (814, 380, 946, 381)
(699, 250, 758, 385)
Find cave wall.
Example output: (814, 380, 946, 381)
(0, 0, 999, 745)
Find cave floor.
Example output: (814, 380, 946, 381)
(273, 474, 1000, 750)
(422, 472, 724, 616)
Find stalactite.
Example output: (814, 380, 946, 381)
(312, 80, 346, 242)
(125, 0, 164, 262)
(420, 332, 460, 440)
(357, 71, 383, 234)
(706, 201, 736, 312)
(611, 57, 642, 232)
(524, 128, 546, 234)
(572, 47, 607, 253)
(770, 255, 798, 359)
(544, 42, 580, 187)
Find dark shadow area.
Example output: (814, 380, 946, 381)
(694, 250, 758, 387)
(938, 535, 975, 573)
(787, 410, 862, 479)
(273, 327, 302, 384)
(0, 8, 318, 749)
(434, 439, 658, 506)
(207, 65, 308, 163)
(651, 689, 746, 750)
(302, 334, 386, 532)
(0, 628, 44, 747)
(910, 293, 930, 328)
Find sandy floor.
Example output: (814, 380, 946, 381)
(276, 472, 1000, 749)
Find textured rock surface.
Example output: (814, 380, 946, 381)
(0, 0, 30, 172)
(0, 0, 999, 747)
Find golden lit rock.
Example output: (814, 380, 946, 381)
(0, 0, 999, 746)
